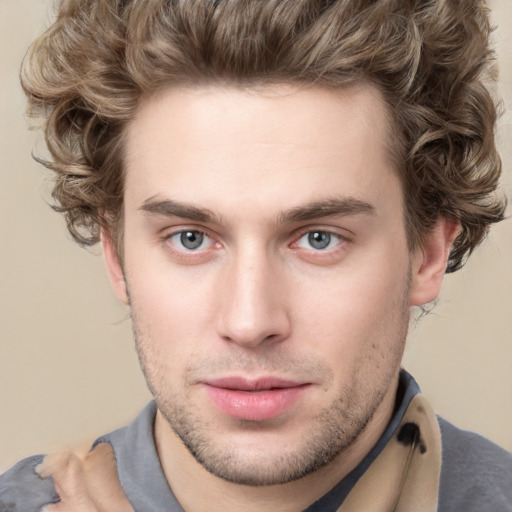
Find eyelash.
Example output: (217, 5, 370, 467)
(292, 230, 347, 251)
(167, 230, 214, 251)
(161, 227, 350, 263)
(161, 228, 220, 262)
(288, 228, 351, 265)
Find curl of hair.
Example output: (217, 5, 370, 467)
(21, 0, 506, 271)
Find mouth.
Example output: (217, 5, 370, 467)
(202, 377, 311, 421)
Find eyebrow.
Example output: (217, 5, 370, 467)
(139, 197, 222, 224)
(279, 197, 375, 223)
(139, 196, 375, 225)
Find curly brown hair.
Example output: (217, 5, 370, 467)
(21, 0, 506, 272)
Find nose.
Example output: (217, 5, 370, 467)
(216, 249, 291, 349)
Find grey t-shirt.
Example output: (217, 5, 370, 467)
(1, 371, 511, 511)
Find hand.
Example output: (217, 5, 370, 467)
(37, 444, 133, 512)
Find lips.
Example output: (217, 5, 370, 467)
(203, 377, 310, 421)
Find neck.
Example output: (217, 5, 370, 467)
(154, 378, 399, 512)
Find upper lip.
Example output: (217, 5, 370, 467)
(203, 376, 307, 391)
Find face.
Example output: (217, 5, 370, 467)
(115, 84, 417, 485)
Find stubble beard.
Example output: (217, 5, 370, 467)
(127, 272, 411, 486)
(154, 379, 389, 486)
(131, 333, 408, 486)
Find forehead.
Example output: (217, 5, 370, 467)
(123, 84, 401, 219)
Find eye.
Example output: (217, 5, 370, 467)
(296, 230, 343, 251)
(168, 230, 213, 251)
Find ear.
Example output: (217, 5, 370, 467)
(409, 217, 460, 306)
(101, 228, 128, 304)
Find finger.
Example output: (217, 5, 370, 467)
(37, 447, 133, 512)
(83, 444, 133, 512)
(37, 451, 97, 512)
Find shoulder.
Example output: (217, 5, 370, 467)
(0, 454, 59, 511)
(438, 416, 512, 512)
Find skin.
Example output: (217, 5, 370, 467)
(39, 445, 133, 512)
(101, 84, 458, 511)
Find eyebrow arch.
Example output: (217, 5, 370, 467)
(279, 197, 375, 223)
(139, 196, 375, 226)
(139, 197, 222, 224)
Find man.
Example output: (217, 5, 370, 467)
(1, 0, 511, 510)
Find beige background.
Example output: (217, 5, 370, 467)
(1, 0, 511, 472)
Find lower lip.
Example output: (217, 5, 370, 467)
(204, 384, 309, 421)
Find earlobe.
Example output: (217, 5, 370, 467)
(101, 228, 128, 304)
(409, 217, 460, 307)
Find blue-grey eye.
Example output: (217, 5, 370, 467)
(296, 230, 342, 251)
(168, 230, 209, 251)
(180, 231, 204, 250)
(308, 231, 331, 250)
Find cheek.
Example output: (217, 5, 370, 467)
(293, 258, 410, 362)
(125, 254, 221, 357)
